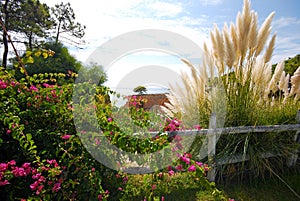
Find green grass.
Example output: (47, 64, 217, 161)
(124, 167, 300, 201)
(220, 170, 300, 201)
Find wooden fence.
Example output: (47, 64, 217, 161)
(173, 110, 300, 181)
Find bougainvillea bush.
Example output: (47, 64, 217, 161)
(0, 59, 230, 200)
(0, 67, 128, 200)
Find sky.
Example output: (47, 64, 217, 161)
(39, 0, 300, 92)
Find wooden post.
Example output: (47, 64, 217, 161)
(207, 113, 217, 182)
(287, 110, 300, 167)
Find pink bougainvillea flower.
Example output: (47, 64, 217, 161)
(183, 153, 192, 158)
(0, 180, 10, 186)
(36, 185, 44, 195)
(0, 80, 7, 89)
(0, 163, 8, 172)
(204, 164, 210, 171)
(193, 125, 202, 130)
(32, 173, 41, 180)
(196, 162, 203, 167)
(6, 129, 11, 135)
(168, 170, 175, 176)
(175, 164, 183, 172)
(188, 165, 196, 172)
(30, 181, 39, 190)
(123, 176, 128, 183)
(52, 182, 61, 192)
(22, 162, 31, 169)
(7, 160, 16, 166)
(118, 187, 123, 191)
(180, 156, 190, 165)
(61, 135, 71, 140)
(29, 85, 38, 92)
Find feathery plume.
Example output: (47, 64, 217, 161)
(255, 12, 275, 57)
(263, 34, 276, 63)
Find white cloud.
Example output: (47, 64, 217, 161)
(199, 0, 223, 6)
(273, 17, 300, 29)
(148, 2, 183, 17)
(38, 0, 210, 63)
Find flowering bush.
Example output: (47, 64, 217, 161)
(0, 53, 232, 200)
(0, 67, 127, 200)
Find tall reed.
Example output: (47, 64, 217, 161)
(162, 0, 300, 179)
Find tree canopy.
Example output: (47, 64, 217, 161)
(0, 0, 86, 69)
(24, 42, 82, 75)
(51, 2, 86, 45)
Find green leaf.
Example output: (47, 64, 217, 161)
(25, 51, 32, 57)
(34, 51, 42, 57)
(42, 52, 48, 59)
(26, 56, 34, 64)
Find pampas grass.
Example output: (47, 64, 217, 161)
(161, 0, 300, 180)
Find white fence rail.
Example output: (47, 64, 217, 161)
(172, 110, 300, 181)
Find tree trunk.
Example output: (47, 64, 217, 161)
(55, 20, 61, 44)
(28, 32, 33, 49)
(1, 0, 9, 68)
(2, 32, 8, 68)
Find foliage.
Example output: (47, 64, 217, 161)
(0, 51, 231, 200)
(15, 0, 54, 49)
(0, 67, 125, 200)
(11, 42, 82, 80)
(272, 54, 300, 76)
(51, 2, 86, 45)
(133, 85, 148, 95)
(0, 0, 54, 67)
(162, 0, 300, 181)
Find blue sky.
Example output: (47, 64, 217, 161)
(41, 0, 300, 63)
(40, 0, 300, 92)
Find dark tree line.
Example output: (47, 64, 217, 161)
(0, 0, 86, 68)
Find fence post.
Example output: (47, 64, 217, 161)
(207, 113, 217, 182)
(288, 110, 300, 167)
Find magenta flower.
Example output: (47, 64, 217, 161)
(32, 173, 41, 180)
(107, 117, 113, 122)
(196, 162, 203, 167)
(0, 163, 8, 172)
(0, 80, 7, 89)
(30, 181, 39, 190)
(12, 167, 27, 177)
(29, 85, 38, 92)
(61, 134, 71, 140)
(168, 170, 175, 176)
(151, 184, 157, 190)
(175, 164, 183, 172)
(118, 187, 123, 191)
(180, 156, 190, 165)
(98, 194, 103, 201)
(161, 196, 165, 201)
(8, 160, 16, 166)
(193, 125, 202, 130)
(188, 165, 196, 172)
(0, 180, 10, 186)
(6, 129, 11, 135)
(36, 185, 44, 195)
(52, 182, 61, 192)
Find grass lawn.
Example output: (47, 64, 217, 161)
(126, 167, 300, 201)
(220, 170, 300, 201)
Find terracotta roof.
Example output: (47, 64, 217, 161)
(126, 93, 170, 111)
